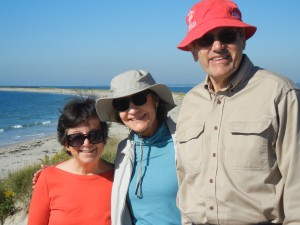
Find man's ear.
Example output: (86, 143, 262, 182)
(192, 51, 198, 62)
(242, 39, 246, 50)
(240, 29, 246, 50)
(189, 44, 198, 62)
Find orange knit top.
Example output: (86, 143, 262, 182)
(27, 165, 113, 225)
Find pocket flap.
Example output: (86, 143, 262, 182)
(228, 120, 271, 134)
(177, 123, 205, 142)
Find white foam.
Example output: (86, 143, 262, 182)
(26, 133, 45, 137)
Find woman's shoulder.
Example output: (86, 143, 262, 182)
(39, 163, 66, 180)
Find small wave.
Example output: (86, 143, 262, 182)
(7, 121, 52, 130)
(25, 133, 46, 138)
(0, 129, 4, 132)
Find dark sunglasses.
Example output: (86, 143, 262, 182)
(66, 130, 104, 147)
(194, 29, 239, 48)
(112, 90, 151, 112)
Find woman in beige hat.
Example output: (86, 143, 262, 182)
(96, 69, 183, 225)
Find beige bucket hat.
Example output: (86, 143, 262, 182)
(96, 69, 176, 122)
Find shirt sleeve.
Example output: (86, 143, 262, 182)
(277, 89, 300, 225)
(27, 171, 50, 225)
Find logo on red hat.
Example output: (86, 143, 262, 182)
(187, 10, 196, 31)
(229, 8, 241, 20)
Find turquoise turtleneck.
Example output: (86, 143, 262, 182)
(127, 121, 181, 225)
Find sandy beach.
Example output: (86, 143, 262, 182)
(0, 87, 184, 180)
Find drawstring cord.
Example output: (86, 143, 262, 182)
(135, 135, 143, 198)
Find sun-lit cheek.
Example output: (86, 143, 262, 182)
(232, 52, 243, 71)
(196, 51, 208, 69)
(118, 112, 127, 123)
(98, 143, 104, 150)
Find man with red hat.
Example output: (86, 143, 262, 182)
(175, 0, 300, 224)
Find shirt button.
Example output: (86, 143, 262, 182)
(209, 206, 214, 210)
(217, 99, 221, 104)
(209, 179, 213, 183)
(214, 126, 218, 130)
(212, 153, 216, 157)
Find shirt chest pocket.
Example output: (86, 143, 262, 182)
(177, 123, 205, 173)
(226, 120, 273, 170)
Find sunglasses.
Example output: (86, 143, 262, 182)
(112, 90, 151, 112)
(66, 130, 104, 147)
(194, 29, 239, 48)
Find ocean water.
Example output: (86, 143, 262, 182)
(0, 91, 73, 147)
(0, 85, 194, 147)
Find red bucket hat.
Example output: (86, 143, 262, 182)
(177, 0, 257, 51)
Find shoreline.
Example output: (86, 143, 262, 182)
(0, 123, 130, 180)
(0, 87, 184, 179)
(0, 134, 61, 180)
(0, 86, 110, 96)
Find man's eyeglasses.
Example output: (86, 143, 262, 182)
(67, 130, 104, 147)
(194, 29, 240, 48)
(112, 90, 150, 112)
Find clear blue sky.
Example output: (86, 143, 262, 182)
(1, 1, 299, 86)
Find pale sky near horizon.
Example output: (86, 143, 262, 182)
(1, 1, 299, 86)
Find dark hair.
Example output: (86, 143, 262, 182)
(151, 91, 169, 123)
(57, 96, 109, 152)
(114, 90, 169, 124)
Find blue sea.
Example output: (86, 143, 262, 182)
(1, 83, 299, 147)
(0, 85, 194, 147)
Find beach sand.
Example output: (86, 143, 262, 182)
(0, 87, 184, 225)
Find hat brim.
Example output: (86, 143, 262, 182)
(96, 84, 176, 122)
(177, 19, 257, 51)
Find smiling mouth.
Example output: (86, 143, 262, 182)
(130, 114, 146, 121)
(80, 149, 94, 153)
(211, 54, 231, 61)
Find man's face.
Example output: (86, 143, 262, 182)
(191, 27, 245, 90)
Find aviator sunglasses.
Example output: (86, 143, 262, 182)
(195, 29, 240, 48)
(66, 130, 104, 147)
(112, 90, 151, 112)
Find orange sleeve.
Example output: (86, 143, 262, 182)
(27, 171, 50, 225)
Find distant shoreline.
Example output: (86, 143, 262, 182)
(0, 86, 110, 96)
(0, 84, 195, 94)
(0, 86, 189, 95)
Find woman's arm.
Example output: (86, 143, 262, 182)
(28, 171, 50, 225)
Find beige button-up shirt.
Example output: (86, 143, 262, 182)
(176, 55, 300, 225)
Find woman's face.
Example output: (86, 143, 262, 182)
(65, 117, 104, 166)
(118, 93, 159, 137)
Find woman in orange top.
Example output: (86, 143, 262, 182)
(27, 96, 114, 225)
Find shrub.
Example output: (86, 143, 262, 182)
(102, 136, 118, 163)
(0, 182, 16, 225)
